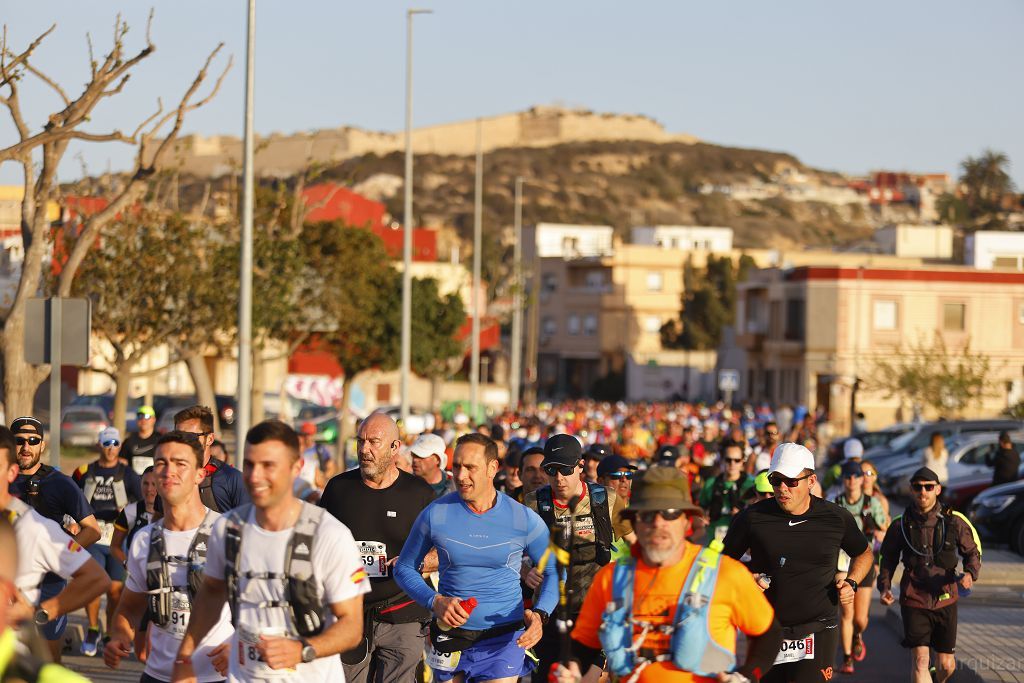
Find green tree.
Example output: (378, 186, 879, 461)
(408, 278, 467, 410)
(869, 333, 998, 418)
(662, 254, 747, 351)
(938, 149, 1015, 229)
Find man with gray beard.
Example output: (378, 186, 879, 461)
(319, 412, 437, 683)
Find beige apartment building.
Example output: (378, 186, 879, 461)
(735, 266, 1024, 433)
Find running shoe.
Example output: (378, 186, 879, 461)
(80, 628, 101, 657)
(841, 656, 855, 675)
(853, 634, 867, 662)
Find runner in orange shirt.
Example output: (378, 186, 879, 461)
(553, 467, 782, 683)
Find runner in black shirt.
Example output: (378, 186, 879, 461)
(319, 412, 436, 683)
(121, 405, 160, 475)
(723, 443, 873, 683)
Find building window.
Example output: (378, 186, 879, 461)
(542, 272, 557, 294)
(567, 314, 580, 336)
(873, 300, 898, 331)
(585, 271, 605, 290)
(542, 316, 556, 337)
(784, 299, 805, 341)
(644, 316, 662, 334)
(646, 271, 663, 291)
(943, 302, 965, 331)
(583, 314, 597, 336)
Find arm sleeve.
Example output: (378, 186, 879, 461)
(721, 507, 751, 560)
(524, 508, 558, 614)
(838, 507, 870, 557)
(876, 521, 902, 592)
(393, 506, 438, 609)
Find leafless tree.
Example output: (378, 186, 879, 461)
(0, 13, 231, 417)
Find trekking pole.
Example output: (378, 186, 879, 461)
(558, 495, 580, 669)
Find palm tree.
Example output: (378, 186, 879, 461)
(959, 150, 1014, 228)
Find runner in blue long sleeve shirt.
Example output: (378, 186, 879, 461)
(394, 433, 557, 683)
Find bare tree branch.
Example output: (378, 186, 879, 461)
(0, 23, 55, 88)
(20, 59, 70, 105)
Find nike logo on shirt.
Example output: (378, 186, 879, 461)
(788, 520, 808, 526)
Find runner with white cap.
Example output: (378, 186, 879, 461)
(722, 443, 874, 683)
(410, 432, 455, 498)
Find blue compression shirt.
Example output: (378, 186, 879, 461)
(394, 491, 558, 630)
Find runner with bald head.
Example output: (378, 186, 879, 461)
(319, 411, 437, 683)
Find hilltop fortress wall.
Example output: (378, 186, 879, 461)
(163, 107, 699, 177)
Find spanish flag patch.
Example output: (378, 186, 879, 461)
(350, 568, 368, 584)
(67, 539, 82, 553)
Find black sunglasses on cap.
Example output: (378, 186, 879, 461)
(543, 463, 577, 477)
(623, 509, 687, 524)
(15, 436, 42, 446)
(767, 472, 813, 488)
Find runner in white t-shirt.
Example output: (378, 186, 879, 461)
(0, 426, 110, 631)
(104, 432, 233, 682)
(175, 420, 369, 683)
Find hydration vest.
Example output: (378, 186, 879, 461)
(535, 484, 614, 566)
(81, 462, 130, 511)
(706, 474, 750, 522)
(833, 493, 880, 536)
(198, 458, 225, 512)
(898, 505, 973, 575)
(600, 543, 736, 678)
(145, 510, 218, 628)
(223, 502, 326, 638)
(23, 465, 55, 512)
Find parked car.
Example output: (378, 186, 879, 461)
(827, 424, 915, 464)
(868, 419, 1024, 477)
(60, 406, 109, 447)
(154, 394, 238, 434)
(881, 432, 1024, 508)
(968, 479, 1024, 554)
(68, 393, 142, 432)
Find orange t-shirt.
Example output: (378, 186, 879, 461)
(572, 543, 774, 682)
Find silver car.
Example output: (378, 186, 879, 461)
(60, 406, 109, 447)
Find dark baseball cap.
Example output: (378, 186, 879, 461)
(910, 467, 940, 484)
(10, 416, 43, 435)
(841, 460, 865, 478)
(542, 433, 583, 467)
(597, 454, 638, 478)
(584, 443, 612, 461)
(655, 445, 680, 463)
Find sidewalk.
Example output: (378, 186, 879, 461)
(886, 547, 1024, 682)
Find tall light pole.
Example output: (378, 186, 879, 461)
(470, 118, 483, 420)
(236, 0, 256, 468)
(400, 8, 432, 425)
(509, 176, 524, 410)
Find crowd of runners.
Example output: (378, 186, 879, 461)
(0, 399, 983, 682)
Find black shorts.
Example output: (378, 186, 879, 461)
(901, 604, 957, 654)
(761, 620, 839, 683)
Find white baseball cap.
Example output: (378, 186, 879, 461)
(843, 439, 864, 460)
(769, 443, 815, 479)
(410, 432, 447, 469)
(98, 427, 121, 444)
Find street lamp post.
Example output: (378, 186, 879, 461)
(400, 8, 432, 426)
(470, 118, 483, 420)
(510, 177, 523, 410)
(236, 0, 256, 468)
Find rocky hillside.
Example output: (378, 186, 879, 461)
(316, 139, 888, 251)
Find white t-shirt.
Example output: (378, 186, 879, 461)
(12, 504, 90, 604)
(204, 503, 369, 683)
(126, 521, 234, 683)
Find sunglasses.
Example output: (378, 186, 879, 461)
(102, 439, 120, 448)
(765, 431, 780, 437)
(604, 471, 634, 480)
(863, 471, 876, 478)
(842, 472, 863, 479)
(137, 413, 154, 419)
(624, 509, 687, 524)
(767, 472, 813, 488)
(724, 457, 744, 464)
(911, 483, 937, 492)
(543, 463, 577, 477)
(15, 436, 42, 446)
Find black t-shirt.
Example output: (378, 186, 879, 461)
(122, 432, 160, 474)
(319, 469, 435, 623)
(722, 496, 869, 627)
(11, 468, 94, 528)
(73, 462, 142, 523)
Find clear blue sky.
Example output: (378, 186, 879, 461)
(3, 0, 1022, 186)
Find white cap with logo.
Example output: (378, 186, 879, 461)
(769, 443, 815, 479)
(98, 426, 121, 444)
(409, 432, 447, 469)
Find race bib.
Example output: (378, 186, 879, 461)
(774, 634, 815, 666)
(357, 541, 388, 578)
(161, 592, 191, 638)
(98, 521, 115, 546)
(425, 643, 461, 673)
(237, 627, 294, 678)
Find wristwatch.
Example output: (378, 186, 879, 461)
(844, 578, 859, 592)
(299, 638, 317, 664)
(33, 607, 50, 626)
(532, 609, 550, 626)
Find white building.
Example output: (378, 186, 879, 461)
(529, 223, 615, 259)
(631, 225, 733, 252)
(965, 231, 1024, 271)
(874, 224, 953, 259)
